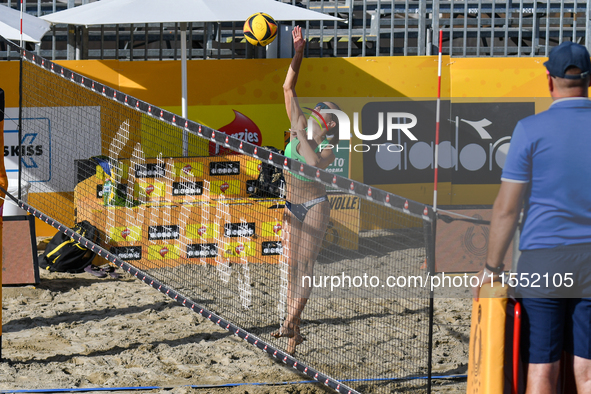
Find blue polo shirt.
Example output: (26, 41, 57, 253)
(502, 97, 591, 250)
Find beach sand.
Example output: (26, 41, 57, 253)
(1, 250, 469, 393)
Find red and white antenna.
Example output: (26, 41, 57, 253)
(19, 0, 23, 48)
(433, 30, 443, 212)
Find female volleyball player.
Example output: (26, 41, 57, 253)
(270, 25, 340, 355)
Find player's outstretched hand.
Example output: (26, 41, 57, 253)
(292, 25, 305, 54)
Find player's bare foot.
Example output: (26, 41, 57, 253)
(271, 320, 297, 339)
(286, 332, 305, 355)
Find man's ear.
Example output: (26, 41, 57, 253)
(548, 74, 554, 92)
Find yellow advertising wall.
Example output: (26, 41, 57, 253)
(0, 55, 553, 216)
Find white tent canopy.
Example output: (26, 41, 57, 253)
(40, 0, 342, 25)
(0, 4, 51, 43)
(41, 0, 341, 155)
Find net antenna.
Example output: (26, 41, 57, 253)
(433, 29, 443, 212)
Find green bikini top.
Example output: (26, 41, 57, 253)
(284, 137, 330, 182)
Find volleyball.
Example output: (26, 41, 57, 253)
(243, 12, 278, 46)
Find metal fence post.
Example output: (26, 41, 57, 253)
(419, 0, 427, 55)
(432, 0, 440, 55)
(66, 0, 75, 60)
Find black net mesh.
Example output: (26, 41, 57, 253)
(14, 45, 435, 393)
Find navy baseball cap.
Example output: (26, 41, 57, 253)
(544, 41, 591, 79)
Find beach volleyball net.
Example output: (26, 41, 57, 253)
(10, 41, 435, 393)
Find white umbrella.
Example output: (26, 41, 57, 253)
(41, 0, 341, 126)
(0, 4, 51, 44)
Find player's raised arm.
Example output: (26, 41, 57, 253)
(283, 26, 306, 128)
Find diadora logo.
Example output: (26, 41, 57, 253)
(224, 222, 255, 237)
(210, 161, 240, 176)
(172, 181, 203, 196)
(187, 243, 217, 258)
(135, 163, 166, 178)
(355, 100, 536, 185)
(110, 246, 142, 260)
(262, 241, 282, 256)
(148, 225, 180, 240)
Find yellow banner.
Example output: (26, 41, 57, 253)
(211, 180, 241, 196)
(186, 223, 219, 240)
(173, 161, 204, 178)
(108, 226, 141, 243)
(148, 244, 180, 260)
(138, 180, 166, 198)
(223, 241, 256, 258)
(261, 221, 283, 237)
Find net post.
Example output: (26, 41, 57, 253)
(18, 45, 23, 200)
(423, 215, 437, 394)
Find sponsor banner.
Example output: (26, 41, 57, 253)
(3, 107, 101, 191)
(138, 180, 166, 198)
(224, 222, 256, 238)
(223, 241, 256, 258)
(186, 223, 219, 240)
(148, 244, 179, 260)
(211, 180, 240, 195)
(262, 241, 282, 256)
(172, 181, 203, 196)
(261, 221, 283, 237)
(187, 243, 218, 258)
(329, 195, 360, 211)
(148, 225, 180, 241)
(209, 161, 240, 176)
(109, 226, 142, 243)
(358, 100, 534, 185)
(326, 194, 360, 250)
(326, 139, 350, 178)
(173, 161, 203, 178)
(135, 163, 166, 178)
(110, 246, 142, 261)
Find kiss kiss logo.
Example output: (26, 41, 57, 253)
(220, 182, 229, 193)
(197, 225, 207, 236)
(145, 184, 155, 195)
(159, 247, 169, 257)
(273, 224, 282, 234)
(235, 243, 245, 255)
(121, 228, 130, 239)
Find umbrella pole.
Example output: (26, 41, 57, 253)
(181, 22, 189, 156)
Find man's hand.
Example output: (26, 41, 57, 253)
(292, 25, 305, 54)
(472, 269, 495, 301)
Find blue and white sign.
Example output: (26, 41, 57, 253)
(3, 107, 101, 193)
